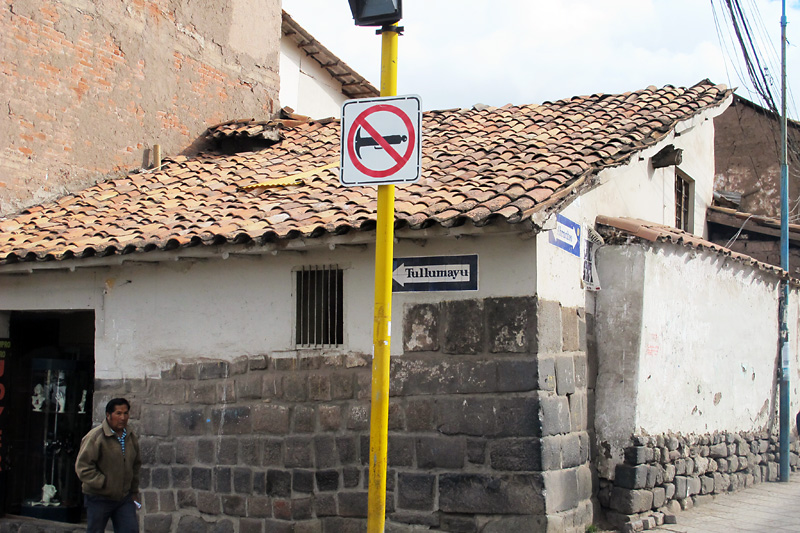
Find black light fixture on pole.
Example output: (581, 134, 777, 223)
(348, 0, 402, 27)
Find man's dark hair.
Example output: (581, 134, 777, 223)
(105, 398, 130, 415)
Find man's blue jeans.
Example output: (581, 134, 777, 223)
(84, 493, 138, 533)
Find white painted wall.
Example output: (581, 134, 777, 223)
(594, 240, 797, 478)
(280, 35, 348, 119)
(535, 107, 722, 309)
(0, 232, 537, 379)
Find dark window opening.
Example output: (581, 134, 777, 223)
(676, 172, 693, 232)
(3, 311, 95, 524)
(295, 266, 344, 347)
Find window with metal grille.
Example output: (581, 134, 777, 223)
(675, 171, 693, 232)
(295, 265, 344, 347)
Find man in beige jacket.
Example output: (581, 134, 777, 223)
(75, 398, 141, 533)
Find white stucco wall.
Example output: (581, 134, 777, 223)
(535, 106, 724, 308)
(0, 231, 537, 379)
(279, 35, 348, 119)
(594, 240, 797, 477)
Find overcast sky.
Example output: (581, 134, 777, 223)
(282, 0, 800, 120)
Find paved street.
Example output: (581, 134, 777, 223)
(656, 473, 800, 532)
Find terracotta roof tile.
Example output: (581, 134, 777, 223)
(595, 215, 786, 277)
(0, 81, 731, 266)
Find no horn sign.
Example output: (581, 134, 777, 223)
(340, 95, 422, 186)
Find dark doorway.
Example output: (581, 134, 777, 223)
(3, 311, 94, 523)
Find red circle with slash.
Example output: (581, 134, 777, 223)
(347, 104, 416, 178)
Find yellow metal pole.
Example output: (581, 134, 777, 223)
(367, 23, 398, 533)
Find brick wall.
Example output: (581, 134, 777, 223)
(0, 0, 280, 215)
(93, 296, 593, 533)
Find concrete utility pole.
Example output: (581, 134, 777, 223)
(778, 0, 790, 483)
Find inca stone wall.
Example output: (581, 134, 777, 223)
(90, 296, 594, 533)
(599, 431, 800, 532)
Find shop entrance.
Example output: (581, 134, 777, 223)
(3, 311, 94, 523)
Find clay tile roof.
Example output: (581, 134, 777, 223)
(0, 81, 731, 266)
(595, 215, 787, 277)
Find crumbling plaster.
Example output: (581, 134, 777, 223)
(593, 241, 798, 479)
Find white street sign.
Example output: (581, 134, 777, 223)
(340, 95, 422, 186)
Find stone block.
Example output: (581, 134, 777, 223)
(315, 470, 340, 492)
(233, 468, 252, 494)
(235, 374, 263, 400)
(438, 473, 544, 514)
(192, 467, 213, 491)
(700, 474, 714, 494)
(314, 435, 337, 468)
(318, 405, 342, 431)
(197, 491, 220, 515)
(308, 374, 332, 401)
(294, 405, 316, 433)
(482, 516, 548, 533)
(496, 359, 538, 392)
(292, 470, 314, 493)
(343, 467, 361, 488)
(144, 512, 173, 533)
(436, 397, 539, 437)
(388, 402, 405, 430)
(405, 400, 435, 431)
(141, 405, 171, 437)
(561, 306, 581, 352)
(316, 493, 337, 516)
(263, 439, 283, 466)
(152, 467, 169, 489)
(652, 486, 666, 509)
(467, 439, 486, 464)
(157, 443, 176, 464)
(442, 299, 485, 354)
(247, 495, 271, 518)
(266, 470, 292, 497)
(687, 476, 702, 496)
(177, 489, 196, 509)
(292, 498, 313, 520)
(486, 297, 535, 353)
(569, 391, 588, 432)
(576, 463, 593, 501)
(398, 473, 435, 511)
(215, 467, 232, 493)
(172, 466, 190, 489)
(222, 494, 246, 516)
(573, 353, 588, 389)
(170, 408, 206, 436)
(338, 492, 369, 517)
(489, 438, 541, 471)
(197, 361, 228, 380)
(285, 437, 314, 468)
(542, 468, 579, 513)
(388, 436, 415, 467)
(614, 464, 650, 489)
(403, 303, 440, 352)
(609, 487, 654, 514)
(218, 437, 239, 465)
(624, 446, 652, 465)
(416, 436, 464, 469)
(346, 405, 370, 431)
(539, 393, 570, 436)
(554, 355, 576, 395)
(211, 406, 252, 435)
(535, 298, 562, 354)
(331, 373, 355, 400)
(336, 436, 358, 464)
(537, 357, 557, 391)
(240, 519, 264, 533)
(240, 437, 262, 467)
(252, 404, 290, 434)
(540, 435, 562, 470)
(282, 374, 308, 402)
(562, 433, 582, 468)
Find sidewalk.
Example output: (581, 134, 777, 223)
(656, 473, 800, 532)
